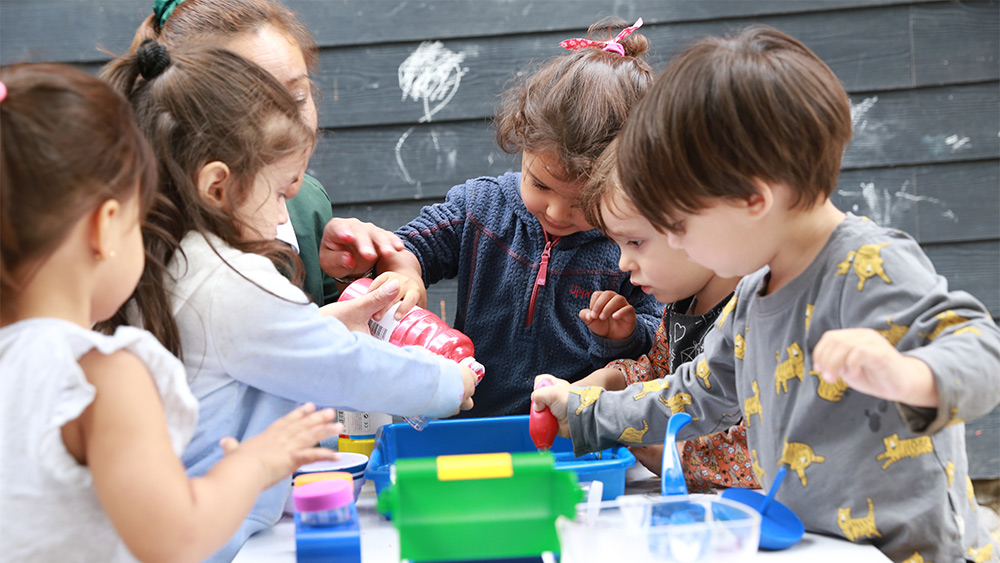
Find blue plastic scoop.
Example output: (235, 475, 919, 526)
(649, 412, 709, 558)
(722, 465, 804, 549)
(660, 412, 693, 497)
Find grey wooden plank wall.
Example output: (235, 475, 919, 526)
(3, 0, 998, 476)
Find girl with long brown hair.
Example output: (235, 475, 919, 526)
(0, 62, 340, 563)
(103, 41, 476, 560)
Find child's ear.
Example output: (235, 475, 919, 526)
(197, 161, 232, 209)
(745, 179, 775, 219)
(89, 199, 121, 261)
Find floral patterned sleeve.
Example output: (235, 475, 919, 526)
(680, 422, 758, 492)
(605, 319, 670, 384)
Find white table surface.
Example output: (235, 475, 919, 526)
(234, 465, 891, 563)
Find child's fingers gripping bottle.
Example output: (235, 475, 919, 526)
(338, 278, 485, 430)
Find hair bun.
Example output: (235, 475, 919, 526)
(137, 39, 171, 80)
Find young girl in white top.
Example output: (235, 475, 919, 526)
(101, 42, 478, 560)
(0, 63, 342, 562)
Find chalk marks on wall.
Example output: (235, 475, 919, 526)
(847, 95, 894, 162)
(944, 134, 972, 151)
(921, 132, 974, 157)
(399, 41, 468, 123)
(842, 95, 958, 229)
(395, 41, 470, 187)
(836, 179, 958, 228)
(850, 95, 879, 133)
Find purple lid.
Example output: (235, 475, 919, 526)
(293, 479, 353, 513)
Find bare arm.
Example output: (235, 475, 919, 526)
(573, 367, 628, 391)
(79, 351, 339, 563)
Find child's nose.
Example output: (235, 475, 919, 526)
(278, 201, 290, 225)
(548, 200, 575, 222)
(617, 252, 634, 273)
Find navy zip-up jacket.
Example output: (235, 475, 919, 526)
(396, 172, 663, 417)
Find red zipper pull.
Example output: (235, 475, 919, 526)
(525, 234, 560, 327)
(537, 242, 552, 286)
(536, 235, 560, 286)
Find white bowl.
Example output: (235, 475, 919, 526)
(295, 452, 369, 476)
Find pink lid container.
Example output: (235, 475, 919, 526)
(293, 479, 354, 513)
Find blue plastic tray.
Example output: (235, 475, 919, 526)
(365, 415, 634, 501)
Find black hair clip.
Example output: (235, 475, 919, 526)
(137, 39, 171, 80)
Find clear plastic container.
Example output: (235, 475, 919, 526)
(556, 494, 760, 563)
(293, 479, 355, 527)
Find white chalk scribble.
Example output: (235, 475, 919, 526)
(850, 96, 878, 133)
(837, 180, 958, 228)
(945, 134, 971, 151)
(398, 41, 468, 123)
(395, 42, 469, 185)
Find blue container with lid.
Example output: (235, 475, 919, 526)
(366, 415, 635, 501)
(293, 479, 361, 563)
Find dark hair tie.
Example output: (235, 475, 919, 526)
(137, 39, 171, 80)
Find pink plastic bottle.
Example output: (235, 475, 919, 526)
(338, 278, 485, 430)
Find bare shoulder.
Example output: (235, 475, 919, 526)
(79, 349, 149, 376)
(77, 348, 154, 389)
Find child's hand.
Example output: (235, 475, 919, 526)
(218, 403, 342, 489)
(579, 290, 636, 340)
(628, 444, 665, 477)
(369, 271, 426, 321)
(319, 278, 401, 332)
(530, 375, 572, 438)
(457, 363, 477, 412)
(813, 328, 939, 408)
(319, 217, 405, 279)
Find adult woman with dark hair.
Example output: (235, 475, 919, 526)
(102, 0, 404, 307)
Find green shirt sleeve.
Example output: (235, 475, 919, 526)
(287, 174, 338, 305)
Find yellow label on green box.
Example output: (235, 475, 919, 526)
(436, 453, 514, 481)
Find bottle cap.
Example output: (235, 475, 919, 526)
(459, 356, 485, 385)
(293, 479, 354, 513)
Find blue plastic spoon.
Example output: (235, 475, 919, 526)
(722, 465, 805, 550)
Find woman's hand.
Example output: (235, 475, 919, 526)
(319, 217, 404, 279)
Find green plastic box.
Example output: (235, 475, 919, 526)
(376, 451, 583, 562)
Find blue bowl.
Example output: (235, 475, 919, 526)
(366, 415, 634, 501)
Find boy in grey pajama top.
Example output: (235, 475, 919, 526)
(532, 26, 1000, 562)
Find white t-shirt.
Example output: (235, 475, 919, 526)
(0, 319, 198, 562)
